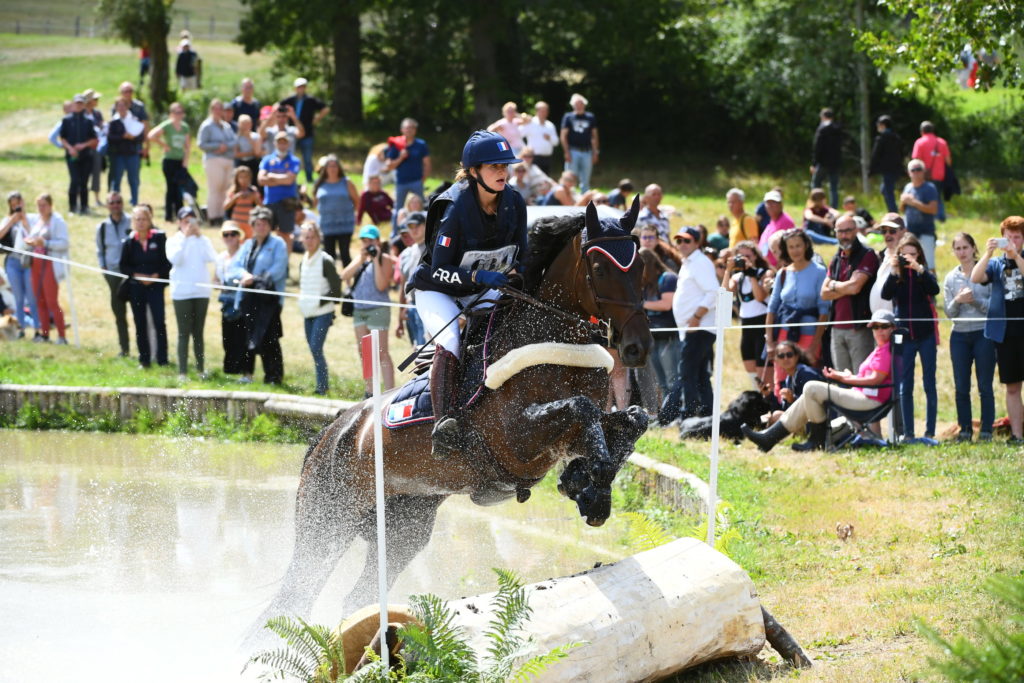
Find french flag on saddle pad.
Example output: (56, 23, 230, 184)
(496, 141, 509, 152)
(437, 235, 452, 248)
(387, 398, 416, 423)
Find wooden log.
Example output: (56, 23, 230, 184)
(446, 537, 765, 682)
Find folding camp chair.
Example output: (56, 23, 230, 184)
(823, 327, 907, 450)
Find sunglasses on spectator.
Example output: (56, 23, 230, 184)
(881, 227, 901, 235)
(909, 167, 925, 173)
(677, 237, 694, 244)
(639, 234, 657, 241)
(775, 351, 796, 359)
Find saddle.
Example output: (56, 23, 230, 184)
(384, 305, 503, 430)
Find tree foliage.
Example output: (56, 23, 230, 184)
(96, 0, 173, 111)
(857, 1, 1024, 93)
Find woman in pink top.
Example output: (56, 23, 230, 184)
(486, 101, 527, 154)
(743, 309, 896, 452)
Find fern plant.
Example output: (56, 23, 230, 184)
(916, 574, 1024, 682)
(398, 568, 581, 682)
(245, 569, 579, 682)
(243, 615, 349, 682)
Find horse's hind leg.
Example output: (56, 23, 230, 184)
(340, 494, 446, 616)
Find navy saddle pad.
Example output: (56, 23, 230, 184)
(383, 374, 435, 430)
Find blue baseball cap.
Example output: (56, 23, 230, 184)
(359, 225, 380, 240)
(461, 130, 522, 168)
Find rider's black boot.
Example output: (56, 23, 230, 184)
(430, 345, 462, 458)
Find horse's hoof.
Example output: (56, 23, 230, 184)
(575, 485, 611, 526)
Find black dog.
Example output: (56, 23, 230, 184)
(678, 390, 770, 441)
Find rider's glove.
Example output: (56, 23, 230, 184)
(472, 270, 508, 288)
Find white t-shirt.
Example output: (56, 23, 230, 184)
(672, 250, 719, 338)
(520, 117, 559, 156)
(166, 232, 218, 300)
(869, 249, 894, 314)
(732, 271, 769, 319)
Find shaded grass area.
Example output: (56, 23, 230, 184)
(0, 400, 306, 443)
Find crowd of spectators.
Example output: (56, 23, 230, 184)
(2, 83, 1022, 447)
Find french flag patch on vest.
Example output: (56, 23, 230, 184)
(437, 235, 451, 247)
(497, 141, 509, 152)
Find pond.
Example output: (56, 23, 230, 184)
(0, 430, 631, 681)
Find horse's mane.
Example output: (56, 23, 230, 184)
(522, 213, 585, 294)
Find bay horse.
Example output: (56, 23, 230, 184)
(250, 198, 652, 633)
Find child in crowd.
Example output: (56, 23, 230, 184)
(357, 175, 394, 229)
(224, 166, 260, 239)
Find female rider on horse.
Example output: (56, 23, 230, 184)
(410, 130, 527, 458)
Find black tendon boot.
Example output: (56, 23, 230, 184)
(741, 420, 790, 453)
(792, 421, 828, 452)
(430, 345, 462, 458)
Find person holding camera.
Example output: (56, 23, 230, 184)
(167, 207, 218, 381)
(342, 224, 397, 396)
(724, 240, 770, 390)
(881, 233, 940, 444)
(971, 215, 1024, 443)
(409, 130, 528, 457)
(1, 191, 40, 337)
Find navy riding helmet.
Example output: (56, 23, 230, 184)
(461, 130, 522, 168)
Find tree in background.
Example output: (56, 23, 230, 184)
(97, 0, 173, 112)
(237, 0, 363, 125)
(857, 1, 1024, 92)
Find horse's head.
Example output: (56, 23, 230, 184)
(578, 196, 652, 367)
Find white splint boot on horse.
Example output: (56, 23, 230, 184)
(429, 344, 462, 458)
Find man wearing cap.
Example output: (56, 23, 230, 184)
(821, 213, 880, 372)
(282, 78, 329, 184)
(900, 158, 940, 270)
(659, 226, 719, 424)
(559, 93, 598, 193)
(756, 190, 795, 267)
(385, 118, 432, 229)
(638, 184, 670, 242)
(176, 39, 199, 91)
(95, 192, 132, 356)
(59, 94, 99, 215)
(868, 212, 906, 314)
(258, 131, 301, 243)
(397, 211, 427, 346)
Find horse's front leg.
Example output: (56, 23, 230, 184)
(558, 405, 649, 523)
(522, 396, 614, 526)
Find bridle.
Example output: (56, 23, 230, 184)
(578, 234, 646, 342)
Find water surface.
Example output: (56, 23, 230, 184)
(0, 430, 629, 682)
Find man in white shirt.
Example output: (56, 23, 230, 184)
(519, 101, 559, 174)
(659, 226, 719, 424)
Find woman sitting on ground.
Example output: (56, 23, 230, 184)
(743, 309, 895, 452)
(765, 339, 823, 425)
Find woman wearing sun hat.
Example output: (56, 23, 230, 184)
(341, 224, 398, 395)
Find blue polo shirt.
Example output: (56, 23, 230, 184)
(386, 138, 430, 184)
(259, 153, 300, 205)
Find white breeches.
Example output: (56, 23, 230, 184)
(414, 288, 501, 358)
